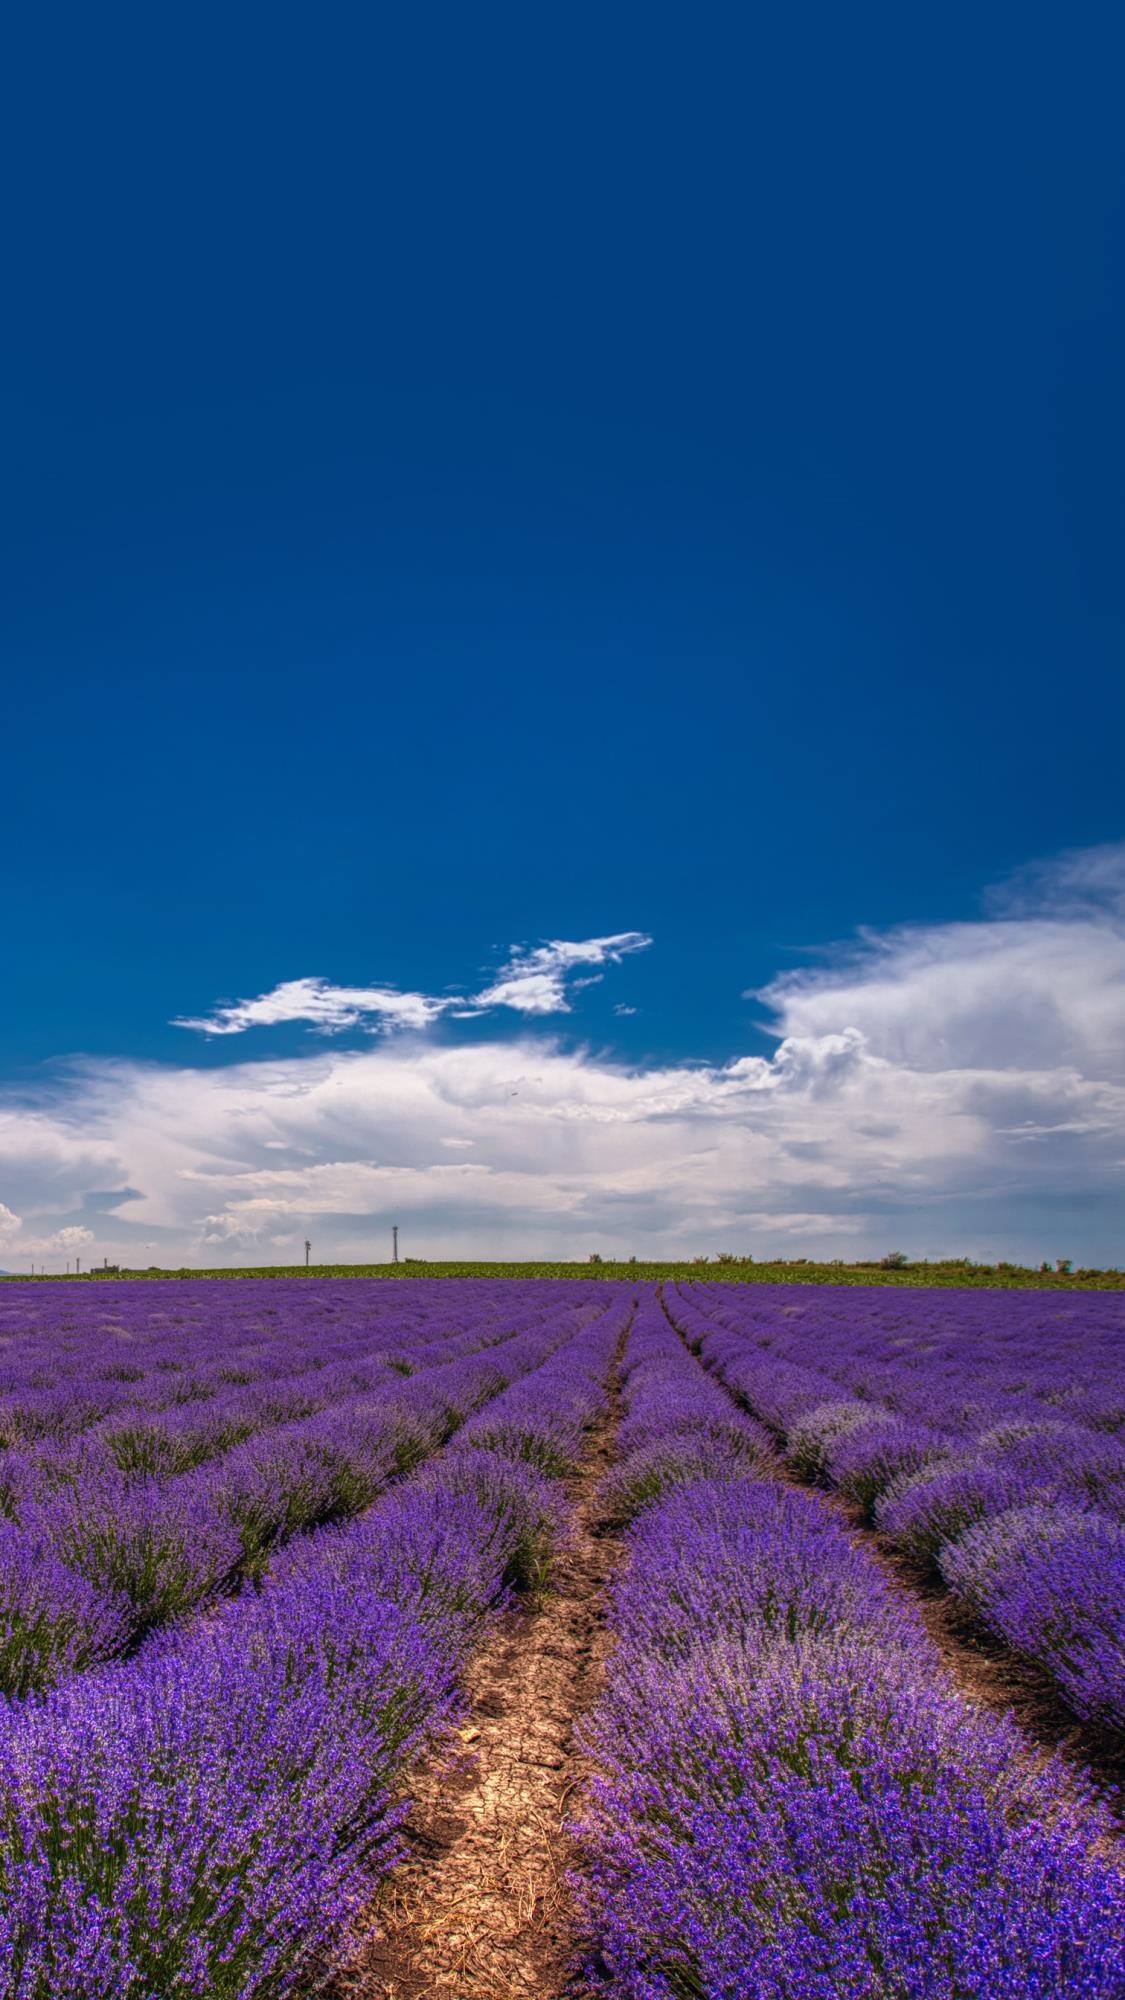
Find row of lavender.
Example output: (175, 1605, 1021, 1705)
(0, 1286, 629, 1997)
(0, 1281, 602, 1695)
(667, 1283, 1125, 1742)
(0, 1278, 610, 1451)
(578, 1297, 1125, 1996)
(0, 1280, 535, 1433)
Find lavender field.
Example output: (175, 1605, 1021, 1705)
(0, 1277, 1121, 1996)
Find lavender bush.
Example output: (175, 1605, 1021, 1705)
(578, 1307, 1125, 1997)
(670, 1278, 1125, 1733)
(0, 1279, 607, 1693)
(0, 1277, 626, 1996)
(941, 1504, 1125, 1739)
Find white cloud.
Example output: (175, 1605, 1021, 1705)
(473, 932, 652, 1015)
(198, 1211, 268, 1247)
(173, 976, 451, 1037)
(2, 853, 1124, 1267)
(986, 840, 1125, 922)
(757, 851, 1125, 1083)
(173, 931, 651, 1039)
(0, 1219, 93, 1264)
(43, 1225, 94, 1254)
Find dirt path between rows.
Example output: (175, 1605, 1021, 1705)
(345, 1382, 622, 1999)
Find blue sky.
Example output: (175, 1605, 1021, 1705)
(2, 8, 1123, 1266)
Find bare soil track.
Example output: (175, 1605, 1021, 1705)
(344, 1391, 621, 2000)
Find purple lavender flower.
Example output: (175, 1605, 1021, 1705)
(581, 1640, 1125, 1998)
(827, 1417, 950, 1514)
(0, 1277, 624, 1994)
(26, 1471, 244, 1637)
(875, 1455, 1069, 1562)
(576, 1294, 1125, 1998)
(942, 1504, 1125, 1739)
(787, 1396, 898, 1479)
(0, 1522, 130, 1696)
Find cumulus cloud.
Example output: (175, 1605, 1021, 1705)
(48, 1225, 95, 1251)
(757, 847, 1125, 1082)
(472, 932, 652, 1015)
(1, 1217, 93, 1262)
(2, 851, 1123, 1267)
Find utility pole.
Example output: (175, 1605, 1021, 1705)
(305, 1238, 311, 1270)
(392, 1226, 398, 1265)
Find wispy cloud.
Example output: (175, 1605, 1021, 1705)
(985, 840, 1125, 923)
(472, 932, 652, 1016)
(173, 977, 450, 1037)
(174, 933, 653, 1037)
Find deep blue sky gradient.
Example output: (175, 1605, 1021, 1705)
(3, 5, 1123, 1080)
